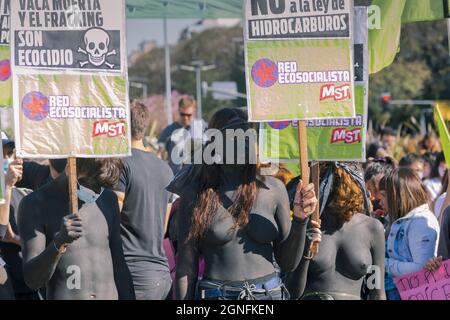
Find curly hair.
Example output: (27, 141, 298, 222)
(328, 167, 364, 222)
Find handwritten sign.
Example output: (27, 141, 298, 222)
(394, 260, 450, 300)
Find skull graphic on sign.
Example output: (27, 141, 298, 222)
(78, 28, 117, 69)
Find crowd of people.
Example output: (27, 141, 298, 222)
(0, 99, 449, 300)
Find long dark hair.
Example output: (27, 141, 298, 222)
(188, 108, 258, 241)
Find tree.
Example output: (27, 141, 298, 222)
(129, 24, 246, 122)
(369, 20, 449, 131)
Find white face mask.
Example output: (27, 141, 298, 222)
(77, 183, 104, 204)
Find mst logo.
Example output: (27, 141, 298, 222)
(93, 120, 126, 138)
(331, 128, 361, 144)
(320, 84, 351, 101)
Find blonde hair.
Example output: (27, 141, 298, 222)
(179, 96, 197, 110)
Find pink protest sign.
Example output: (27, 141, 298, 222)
(393, 260, 450, 300)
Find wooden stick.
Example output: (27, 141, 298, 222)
(68, 157, 78, 214)
(298, 121, 309, 186)
(311, 163, 321, 223)
(298, 121, 321, 258)
(311, 162, 321, 255)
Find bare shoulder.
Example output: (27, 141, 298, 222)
(258, 176, 286, 192)
(353, 213, 385, 234)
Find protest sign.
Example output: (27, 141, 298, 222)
(0, 0, 11, 106)
(11, 0, 131, 158)
(14, 74, 129, 158)
(11, 0, 125, 73)
(259, 6, 367, 162)
(393, 259, 450, 300)
(244, 0, 356, 122)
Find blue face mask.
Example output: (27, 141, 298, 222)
(3, 159, 12, 174)
(77, 183, 104, 204)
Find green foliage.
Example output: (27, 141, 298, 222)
(129, 15, 450, 128)
(129, 25, 247, 121)
(369, 20, 450, 131)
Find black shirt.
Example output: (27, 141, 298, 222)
(116, 149, 174, 273)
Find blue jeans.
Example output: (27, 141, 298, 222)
(196, 273, 289, 301)
(386, 288, 401, 300)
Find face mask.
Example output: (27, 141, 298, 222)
(439, 166, 447, 178)
(77, 183, 104, 204)
(3, 159, 12, 174)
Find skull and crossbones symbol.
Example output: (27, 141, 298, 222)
(78, 28, 117, 69)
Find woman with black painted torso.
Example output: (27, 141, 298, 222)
(286, 163, 386, 300)
(174, 108, 318, 300)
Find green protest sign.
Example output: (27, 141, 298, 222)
(11, 0, 131, 158)
(244, 0, 356, 122)
(260, 7, 368, 162)
(14, 74, 129, 158)
(0, 45, 11, 106)
(0, 0, 11, 107)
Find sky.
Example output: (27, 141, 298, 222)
(126, 19, 197, 54)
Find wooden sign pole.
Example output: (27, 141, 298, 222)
(311, 162, 321, 255)
(298, 121, 320, 258)
(68, 157, 79, 214)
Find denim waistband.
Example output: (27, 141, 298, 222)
(197, 273, 284, 300)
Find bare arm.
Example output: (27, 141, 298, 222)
(273, 181, 316, 273)
(4, 224, 21, 246)
(0, 159, 23, 240)
(18, 196, 64, 290)
(109, 198, 135, 300)
(176, 196, 199, 300)
(157, 145, 167, 160)
(285, 220, 321, 299)
(165, 203, 172, 235)
(368, 219, 386, 300)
